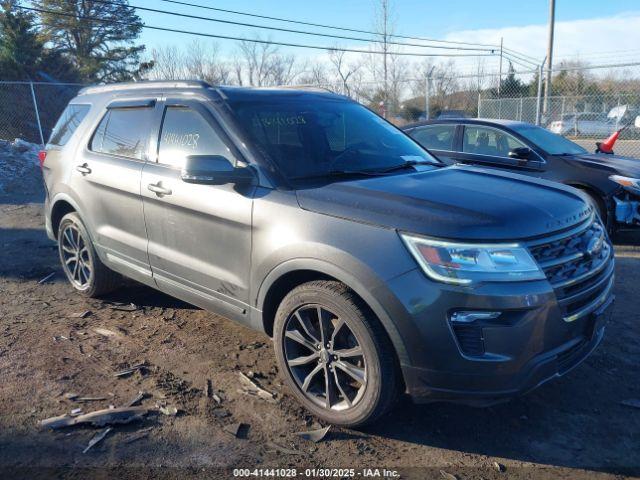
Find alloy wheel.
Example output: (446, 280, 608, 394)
(283, 304, 367, 411)
(60, 224, 92, 289)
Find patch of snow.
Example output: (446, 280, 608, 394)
(0, 138, 42, 195)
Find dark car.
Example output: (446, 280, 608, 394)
(403, 118, 640, 233)
(42, 82, 613, 426)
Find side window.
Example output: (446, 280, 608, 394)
(411, 124, 456, 151)
(157, 106, 234, 168)
(463, 126, 525, 157)
(48, 104, 90, 146)
(89, 107, 153, 160)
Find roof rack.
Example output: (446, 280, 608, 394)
(256, 84, 334, 93)
(78, 80, 212, 96)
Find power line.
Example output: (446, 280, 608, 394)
(88, 0, 495, 53)
(155, 0, 505, 50)
(19, 5, 497, 59)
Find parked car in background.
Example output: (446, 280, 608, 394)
(436, 109, 467, 119)
(404, 118, 640, 233)
(549, 112, 615, 137)
(42, 82, 613, 427)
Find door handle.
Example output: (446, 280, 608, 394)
(147, 182, 172, 196)
(76, 163, 91, 174)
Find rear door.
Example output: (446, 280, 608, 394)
(455, 124, 545, 173)
(68, 98, 158, 284)
(406, 123, 459, 164)
(141, 97, 254, 320)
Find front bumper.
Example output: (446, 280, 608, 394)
(614, 194, 640, 226)
(374, 261, 615, 405)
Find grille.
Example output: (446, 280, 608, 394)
(528, 217, 614, 322)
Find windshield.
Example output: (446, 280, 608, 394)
(512, 124, 588, 155)
(228, 97, 439, 180)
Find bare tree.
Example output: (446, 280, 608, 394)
(146, 40, 231, 84)
(233, 38, 303, 86)
(327, 49, 361, 96)
(147, 45, 184, 80)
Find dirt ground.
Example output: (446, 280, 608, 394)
(1, 181, 639, 480)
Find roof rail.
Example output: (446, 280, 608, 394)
(78, 80, 212, 96)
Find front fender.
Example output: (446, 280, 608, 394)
(255, 255, 413, 366)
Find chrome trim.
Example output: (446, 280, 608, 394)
(557, 260, 615, 307)
(551, 244, 612, 289)
(527, 214, 594, 247)
(563, 274, 615, 323)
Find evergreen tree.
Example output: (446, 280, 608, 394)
(0, 1, 78, 81)
(34, 0, 145, 82)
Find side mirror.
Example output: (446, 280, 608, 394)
(181, 155, 253, 186)
(635, 115, 640, 128)
(508, 147, 532, 160)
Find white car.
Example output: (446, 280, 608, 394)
(549, 112, 616, 137)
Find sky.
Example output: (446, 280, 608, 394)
(132, 0, 640, 72)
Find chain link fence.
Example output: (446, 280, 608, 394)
(2, 62, 640, 157)
(0, 81, 83, 145)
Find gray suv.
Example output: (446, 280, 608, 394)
(42, 81, 615, 427)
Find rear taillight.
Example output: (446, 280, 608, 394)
(38, 150, 47, 168)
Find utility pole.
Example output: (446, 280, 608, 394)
(543, 0, 556, 119)
(497, 37, 504, 96)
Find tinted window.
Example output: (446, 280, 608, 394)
(411, 124, 456, 151)
(228, 98, 439, 180)
(512, 124, 587, 155)
(463, 126, 525, 157)
(48, 104, 90, 146)
(90, 107, 153, 160)
(158, 106, 234, 168)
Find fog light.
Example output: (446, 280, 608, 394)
(449, 311, 501, 357)
(450, 311, 501, 323)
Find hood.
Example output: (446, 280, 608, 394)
(569, 153, 640, 178)
(296, 166, 592, 241)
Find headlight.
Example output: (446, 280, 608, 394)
(610, 175, 640, 195)
(400, 234, 545, 285)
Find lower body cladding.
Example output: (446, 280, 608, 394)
(375, 265, 615, 406)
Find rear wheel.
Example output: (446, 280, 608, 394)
(273, 280, 399, 427)
(58, 212, 120, 297)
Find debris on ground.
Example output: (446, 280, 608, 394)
(83, 427, 112, 454)
(620, 399, 640, 409)
(63, 393, 79, 401)
(123, 427, 153, 444)
(295, 426, 331, 443)
(37, 272, 55, 284)
(76, 396, 108, 402)
(70, 408, 83, 416)
(223, 422, 250, 439)
(93, 328, 118, 338)
(70, 310, 92, 319)
(108, 302, 139, 312)
(493, 461, 506, 472)
(114, 363, 146, 378)
(125, 391, 146, 407)
(265, 441, 304, 456)
(238, 372, 276, 403)
(205, 379, 213, 398)
(158, 405, 178, 416)
(439, 470, 458, 480)
(40, 406, 149, 429)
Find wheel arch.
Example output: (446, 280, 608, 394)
(50, 194, 82, 239)
(256, 258, 410, 367)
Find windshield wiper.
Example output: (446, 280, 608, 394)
(291, 160, 435, 181)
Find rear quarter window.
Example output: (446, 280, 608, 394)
(48, 104, 90, 146)
(89, 107, 153, 160)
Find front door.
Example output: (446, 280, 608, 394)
(455, 124, 544, 173)
(141, 98, 254, 321)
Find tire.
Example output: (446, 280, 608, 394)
(273, 280, 399, 427)
(57, 212, 121, 297)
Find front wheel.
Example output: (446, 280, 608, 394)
(58, 212, 121, 297)
(273, 281, 399, 427)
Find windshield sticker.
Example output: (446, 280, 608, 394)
(253, 115, 307, 128)
(163, 132, 200, 149)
